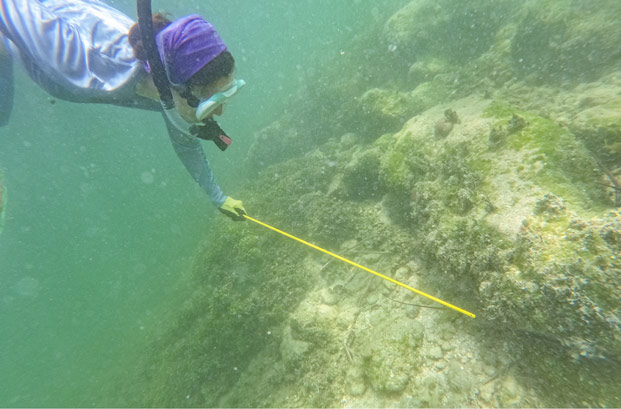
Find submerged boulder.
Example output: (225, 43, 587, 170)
(510, 1, 621, 85)
(482, 197, 621, 358)
(119, 1, 621, 407)
(383, 0, 519, 63)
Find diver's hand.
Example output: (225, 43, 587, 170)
(219, 197, 247, 221)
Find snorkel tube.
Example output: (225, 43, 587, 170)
(136, 0, 233, 150)
(137, 0, 180, 123)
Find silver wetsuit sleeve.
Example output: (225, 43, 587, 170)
(0, 0, 140, 99)
(163, 114, 227, 207)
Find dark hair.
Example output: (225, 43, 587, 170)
(128, 13, 172, 61)
(187, 51, 235, 88)
(128, 14, 235, 88)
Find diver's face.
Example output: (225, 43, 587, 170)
(173, 74, 234, 123)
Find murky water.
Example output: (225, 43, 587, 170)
(1, 0, 619, 407)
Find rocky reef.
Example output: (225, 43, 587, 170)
(117, 0, 621, 407)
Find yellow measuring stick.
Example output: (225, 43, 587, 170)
(244, 215, 475, 319)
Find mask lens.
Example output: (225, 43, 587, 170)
(196, 100, 219, 120)
(195, 79, 245, 121)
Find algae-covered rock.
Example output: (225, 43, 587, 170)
(358, 315, 423, 395)
(510, 1, 621, 85)
(342, 148, 384, 200)
(408, 58, 449, 85)
(135, 93, 619, 407)
(482, 198, 621, 358)
(245, 119, 302, 172)
(383, 0, 519, 63)
(409, 79, 451, 114)
(557, 74, 621, 176)
(280, 324, 311, 368)
(115, 1, 621, 407)
(359, 88, 418, 135)
(371, 95, 618, 363)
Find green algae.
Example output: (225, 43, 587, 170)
(198, 93, 620, 406)
(483, 102, 610, 214)
(511, 1, 621, 85)
(383, 0, 519, 64)
(341, 148, 385, 201)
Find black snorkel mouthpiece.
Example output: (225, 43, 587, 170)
(190, 120, 232, 151)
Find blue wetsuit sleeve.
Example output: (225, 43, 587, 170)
(162, 114, 227, 207)
(0, 37, 13, 126)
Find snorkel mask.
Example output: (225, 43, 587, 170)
(181, 79, 245, 150)
(196, 79, 245, 122)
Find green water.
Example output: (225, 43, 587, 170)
(0, 0, 403, 406)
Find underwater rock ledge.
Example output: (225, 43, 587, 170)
(120, 0, 621, 407)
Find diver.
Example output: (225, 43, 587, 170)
(0, 0, 247, 221)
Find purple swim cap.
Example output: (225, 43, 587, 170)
(155, 14, 227, 85)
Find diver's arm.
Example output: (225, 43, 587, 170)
(163, 114, 227, 207)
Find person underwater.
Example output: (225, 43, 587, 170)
(0, 0, 247, 221)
